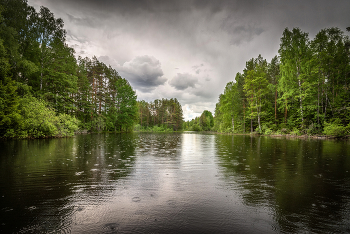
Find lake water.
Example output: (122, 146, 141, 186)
(1, 132, 350, 233)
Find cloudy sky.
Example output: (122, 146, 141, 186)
(28, 0, 350, 120)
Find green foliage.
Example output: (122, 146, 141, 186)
(290, 128, 302, 136)
(134, 124, 174, 132)
(305, 123, 320, 135)
(0, 1, 139, 137)
(136, 98, 184, 131)
(244, 55, 269, 132)
(183, 110, 214, 132)
(90, 115, 105, 132)
(199, 110, 214, 131)
(214, 79, 245, 133)
(17, 95, 79, 138)
(191, 123, 202, 132)
(323, 120, 350, 137)
(114, 78, 138, 132)
(56, 113, 79, 136)
(212, 26, 350, 137)
(0, 36, 21, 137)
(261, 124, 273, 135)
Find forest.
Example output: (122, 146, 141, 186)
(0, 0, 185, 138)
(135, 98, 183, 132)
(1, 0, 349, 138)
(0, 0, 141, 138)
(211, 27, 350, 137)
(183, 110, 214, 131)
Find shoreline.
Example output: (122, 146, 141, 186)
(192, 131, 350, 140)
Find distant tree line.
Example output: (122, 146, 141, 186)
(135, 98, 184, 132)
(183, 110, 214, 131)
(214, 27, 350, 137)
(0, 0, 137, 138)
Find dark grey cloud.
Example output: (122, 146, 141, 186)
(37, 0, 350, 55)
(28, 0, 350, 120)
(169, 73, 198, 90)
(226, 24, 265, 45)
(33, 0, 350, 40)
(66, 30, 89, 44)
(67, 14, 91, 27)
(192, 64, 204, 70)
(118, 55, 166, 92)
(40, 0, 269, 45)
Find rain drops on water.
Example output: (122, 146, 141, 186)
(132, 197, 141, 202)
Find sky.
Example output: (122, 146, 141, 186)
(27, 0, 350, 121)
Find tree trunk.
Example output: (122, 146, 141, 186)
(297, 65, 304, 124)
(299, 78, 304, 123)
(251, 95, 253, 133)
(317, 71, 320, 127)
(275, 88, 277, 123)
(256, 97, 260, 132)
(284, 98, 288, 123)
(140, 108, 142, 127)
(243, 101, 245, 133)
(232, 116, 234, 132)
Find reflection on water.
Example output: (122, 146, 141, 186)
(215, 135, 350, 233)
(1, 133, 350, 233)
(0, 133, 138, 233)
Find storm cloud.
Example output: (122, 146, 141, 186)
(118, 55, 167, 92)
(169, 73, 198, 90)
(28, 0, 350, 120)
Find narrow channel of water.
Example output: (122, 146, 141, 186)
(1, 133, 350, 233)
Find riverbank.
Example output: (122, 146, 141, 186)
(197, 131, 350, 140)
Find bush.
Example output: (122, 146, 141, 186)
(191, 124, 202, 131)
(56, 113, 79, 136)
(264, 128, 273, 135)
(291, 128, 301, 136)
(323, 120, 349, 137)
(133, 124, 174, 132)
(261, 124, 273, 135)
(134, 124, 141, 131)
(20, 95, 58, 138)
(275, 130, 282, 135)
(15, 95, 80, 138)
(306, 123, 321, 135)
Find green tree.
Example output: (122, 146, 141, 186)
(267, 56, 280, 124)
(278, 28, 312, 129)
(43, 39, 78, 113)
(0, 39, 21, 137)
(199, 110, 214, 131)
(244, 58, 269, 133)
(115, 78, 137, 132)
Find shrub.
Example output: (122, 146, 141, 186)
(191, 124, 202, 131)
(56, 113, 79, 136)
(20, 95, 58, 138)
(323, 121, 349, 137)
(261, 124, 273, 135)
(291, 128, 301, 136)
(16, 95, 79, 138)
(134, 124, 141, 131)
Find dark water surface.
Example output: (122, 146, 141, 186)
(1, 133, 350, 233)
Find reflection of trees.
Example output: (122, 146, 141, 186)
(0, 133, 137, 233)
(215, 135, 350, 233)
